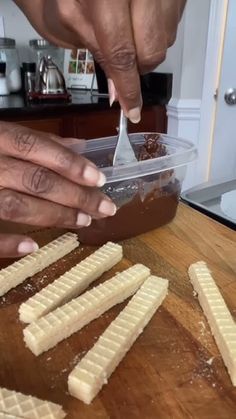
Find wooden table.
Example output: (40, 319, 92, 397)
(0, 203, 235, 419)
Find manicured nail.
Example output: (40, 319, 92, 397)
(108, 79, 116, 107)
(128, 107, 141, 124)
(76, 212, 92, 227)
(18, 241, 39, 255)
(99, 200, 117, 216)
(83, 165, 106, 187)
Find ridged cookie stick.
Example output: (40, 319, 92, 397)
(0, 387, 66, 418)
(189, 261, 236, 386)
(24, 264, 150, 356)
(68, 276, 168, 404)
(0, 413, 23, 419)
(0, 233, 79, 297)
(19, 242, 123, 323)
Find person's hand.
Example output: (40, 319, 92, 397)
(0, 122, 116, 258)
(14, 0, 186, 122)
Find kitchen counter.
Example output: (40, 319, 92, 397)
(0, 73, 171, 139)
(0, 90, 116, 118)
(0, 203, 235, 418)
(0, 79, 170, 119)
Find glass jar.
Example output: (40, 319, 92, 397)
(0, 38, 22, 93)
(29, 39, 64, 72)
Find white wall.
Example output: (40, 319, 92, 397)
(158, 0, 211, 100)
(157, 16, 185, 98)
(166, 0, 211, 191)
(179, 0, 211, 99)
(0, 0, 39, 62)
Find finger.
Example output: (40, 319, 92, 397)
(108, 79, 119, 107)
(89, 0, 142, 123)
(16, 0, 110, 89)
(49, 136, 86, 152)
(131, 0, 167, 74)
(0, 189, 94, 229)
(161, 0, 187, 46)
(0, 122, 106, 188)
(47, 1, 111, 76)
(0, 233, 39, 258)
(15, 0, 79, 49)
(44, 0, 105, 60)
(0, 157, 116, 218)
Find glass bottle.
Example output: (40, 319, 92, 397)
(22, 62, 36, 93)
(0, 38, 22, 93)
(0, 62, 9, 95)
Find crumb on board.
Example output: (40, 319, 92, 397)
(206, 357, 214, 366)
(198, 321, 206, 332)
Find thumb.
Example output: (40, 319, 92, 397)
(0, 234, 39, 258)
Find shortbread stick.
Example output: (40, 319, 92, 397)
(188, 261, 236, 386)
(19, 242, 122, 323)
(0, 387, 66, 419)
(24, 264, 150, 356)
(0, 233, 79, 297)
(0, 413, 23, 419)
(68, 276, 168, 404)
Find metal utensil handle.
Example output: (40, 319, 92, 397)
(119, 110, 128, 134)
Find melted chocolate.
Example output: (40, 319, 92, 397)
(78, 134, 181, 245)
(138, 134, 166, 160)
(78, 180, 180, 245)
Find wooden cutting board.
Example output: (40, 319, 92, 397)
(0, 203, 235, 419)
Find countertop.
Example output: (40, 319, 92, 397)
(0, 87, 169, 119)
(0, 203, 235, 418)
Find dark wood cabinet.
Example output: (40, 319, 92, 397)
(3, 106, 167, 140)
(16, 118, 63, 135)
(65, 106, 166, 139)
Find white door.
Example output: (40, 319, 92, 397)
(209, 0, 236, 181)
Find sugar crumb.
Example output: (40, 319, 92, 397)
(206, 357, 214, 366)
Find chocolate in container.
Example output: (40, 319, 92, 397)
(69, 133, 197, 245)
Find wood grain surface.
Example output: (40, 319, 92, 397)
(0, 203, 235, 419)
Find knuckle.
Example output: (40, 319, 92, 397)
(108, 47, 136, 72)
(22, 166, 55, 194)
(93, 51, 109, 76)
(167, 32, 177, 47)
(12, 130, 38, 156)
(56, 5, 71, 28)
(123, 88, 139, 102)
(0, 190, 24, 220)
(55, 149, 75, 172)
(93, 50, 105, 67)
(140, 50, 167, 74)
(77, 189, 91, 210)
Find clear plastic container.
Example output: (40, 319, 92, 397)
(0, 38, 22, 93)
(70, 133, 197, 245)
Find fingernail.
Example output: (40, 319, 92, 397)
(97, 172, 106, 187)
(128, 107, 141, 124)
(18, 241, 39, 255)
(83, 165, 106, 187)
(108, 79, 116, 107)
(76, 212, 92, 227)
(99, 200, 117, 216)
